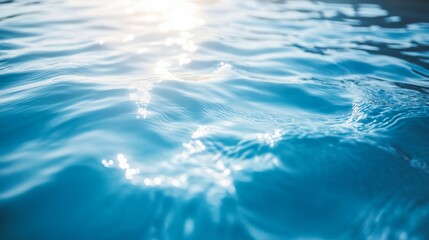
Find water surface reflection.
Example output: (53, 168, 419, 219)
(1, 0, 429, 239)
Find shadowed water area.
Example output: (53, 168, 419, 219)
(1, 0, 429, 239)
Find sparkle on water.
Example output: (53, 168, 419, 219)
(1, 0, 429, 239)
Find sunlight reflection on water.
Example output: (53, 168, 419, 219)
(101, 125, 281, 205)
(2, 0, 429, 238)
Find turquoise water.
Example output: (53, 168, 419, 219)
(1, 0, 429, 239)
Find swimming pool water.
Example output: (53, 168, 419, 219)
(1, 0, 429, 239)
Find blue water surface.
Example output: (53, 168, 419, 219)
(1, 0, 429, 239)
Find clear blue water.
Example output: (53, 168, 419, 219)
(1, 0, 429, 239)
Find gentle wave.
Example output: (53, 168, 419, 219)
(1, 0, 429, 239)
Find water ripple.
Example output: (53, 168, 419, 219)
(1, 0, 429, 239)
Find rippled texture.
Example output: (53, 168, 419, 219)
(1, 0, 429, 239)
